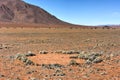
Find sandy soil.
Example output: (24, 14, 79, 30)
(0, 27, 120, 80)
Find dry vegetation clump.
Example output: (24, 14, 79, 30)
(15, 53, 35, 65)
(68, 59, 80, 66)
(39, 50, 48, 54)
(78, 51, 102, 59)
(54, 50, 80, 54)
(0, 44, 12, 49)
(25, 51, 36, 57)
(69, 51, 103, 64)
(78, 51, 103, 64)
(41, 64, 64, 69)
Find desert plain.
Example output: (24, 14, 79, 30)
(0, 26, 120, 80)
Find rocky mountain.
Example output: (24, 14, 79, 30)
(0, 0, 69, 25)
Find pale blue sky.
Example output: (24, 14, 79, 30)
(23, 0, 120, 25)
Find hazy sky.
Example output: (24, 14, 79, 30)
(23, 0, 120, 25)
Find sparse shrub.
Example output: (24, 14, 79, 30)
(78, 51, 88, 59)
(39, 50, 48, 54)
(70, 27, 73, 29)
(54, 50, 80, 54)
(41, 64, 64, 69)
(69, 56, 78, 59)
(94, 27, 97, 29)
(25, 51, 36, 57)
(15, 53, 35, 65)
(53, 69, 66, 76)
(68, 60, 79, 66)
(102, 26, 110, 29)
(78, 51, 103, 64)
(54, 50, 63, 54)
(93, 57, 103, 63)
(85, 59, 92, 64)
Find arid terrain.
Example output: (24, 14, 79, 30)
(0, 26, 120, 80)
(0, 0, 120, 80)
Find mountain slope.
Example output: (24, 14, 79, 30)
(0, 0, 69, 25)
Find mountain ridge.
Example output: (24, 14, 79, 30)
(0, 0, 71, 25)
